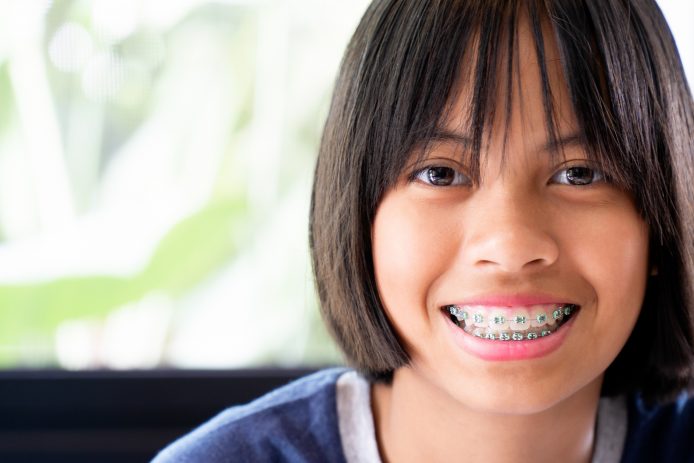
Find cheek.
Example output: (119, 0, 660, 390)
(372, 194, 457, 319)
(563, 206, 649, 324)
(573, 215, 647, 291)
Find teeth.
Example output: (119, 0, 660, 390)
(473, 309, 486, 328)
(445, 303, 579, 341)
(509, 309, 530, 331)
(529, 305, 548, 328)
(545, 311, 557, 326)
(488, 309, 509, 330)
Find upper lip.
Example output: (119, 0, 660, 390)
(448, 293, 578, 307)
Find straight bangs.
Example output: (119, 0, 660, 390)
(311, 0, 694, 395)
(386, 0, 688, 245)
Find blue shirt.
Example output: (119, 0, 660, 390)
(152, 368, 694, 462)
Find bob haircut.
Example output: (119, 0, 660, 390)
(309, 0, 694, 403)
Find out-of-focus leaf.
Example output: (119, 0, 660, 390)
(0, 197, 248, 366)
(139, 197, 248, 296)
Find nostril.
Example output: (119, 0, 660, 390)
(465, 226, 560, 273)
(523, 258, 551, 268)
(472, 251, 557, 274)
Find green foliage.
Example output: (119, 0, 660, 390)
(0, 197, 247, 366)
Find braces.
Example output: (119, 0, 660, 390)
(446, 304, 578, 341)
(448, 304, 575, 324)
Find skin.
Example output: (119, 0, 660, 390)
(369, 17, 650, 463)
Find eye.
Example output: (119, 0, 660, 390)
(551, 165, 605, 186)
(412, 166, 471, 187)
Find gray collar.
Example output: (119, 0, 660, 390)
(336, 371, 627, 463)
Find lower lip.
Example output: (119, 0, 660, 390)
(443, 311, 577, 361)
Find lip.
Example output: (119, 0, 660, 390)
(450, 292, 577, 307)
(442, 305, 579, 361)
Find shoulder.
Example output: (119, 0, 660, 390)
(151, 368, 350, 463)
(621, 391, 694, 462)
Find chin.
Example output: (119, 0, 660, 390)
(439, 370, 583, 416)
(478, 393, 564, 416)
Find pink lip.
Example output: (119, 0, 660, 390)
(452, 293, 574, 307)
(442, 310, 578, 361)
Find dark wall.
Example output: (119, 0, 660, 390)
(0, 368, 319, 463)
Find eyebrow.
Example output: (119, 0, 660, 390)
(541, 133, 586, 153)
(429, 129, 586, 153)
(429, 130, 473, 147)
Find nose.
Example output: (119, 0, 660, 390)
(462, 188, 559, 274)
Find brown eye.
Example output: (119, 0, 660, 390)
(552, 166, 605, 186)
(413, 166, 471, 187)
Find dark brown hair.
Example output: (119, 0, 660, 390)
(309, 0, 694, 403)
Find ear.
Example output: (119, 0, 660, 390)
(647, 237, 658, 276)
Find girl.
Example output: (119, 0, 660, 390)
(155, 1, 694, 461)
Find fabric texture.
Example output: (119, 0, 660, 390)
(152, 368, 694, 462)
(151, 368, 348, 463)
(593, 395, 628, 463)
(620, 391, 694, 462)
(336, 371, 628, 463)
(336, 370, 381, 463)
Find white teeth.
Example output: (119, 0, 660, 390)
(509, 309, 530, 331)
(472, 308, 486, 328)
(529, 305, 548, 328)
(545, 313, 557, 326)
(446, 304, 579, 341)
(488, 309, 509, 330)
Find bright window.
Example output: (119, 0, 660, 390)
(0, 0, 690, 370)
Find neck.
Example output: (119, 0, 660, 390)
(371, 367, 602, 463)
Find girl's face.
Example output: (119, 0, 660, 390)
(371, 25, 650, 414)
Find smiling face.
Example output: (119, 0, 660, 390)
(371, 22, 650, 414)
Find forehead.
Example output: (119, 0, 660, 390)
(440, 12, 579, 160)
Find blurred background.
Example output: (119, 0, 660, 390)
(0, 0, 691, 373)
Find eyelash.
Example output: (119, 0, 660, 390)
(551, 166, 605, 186)
(410, 164, 607, 187)
(410, 165, 472, 187)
